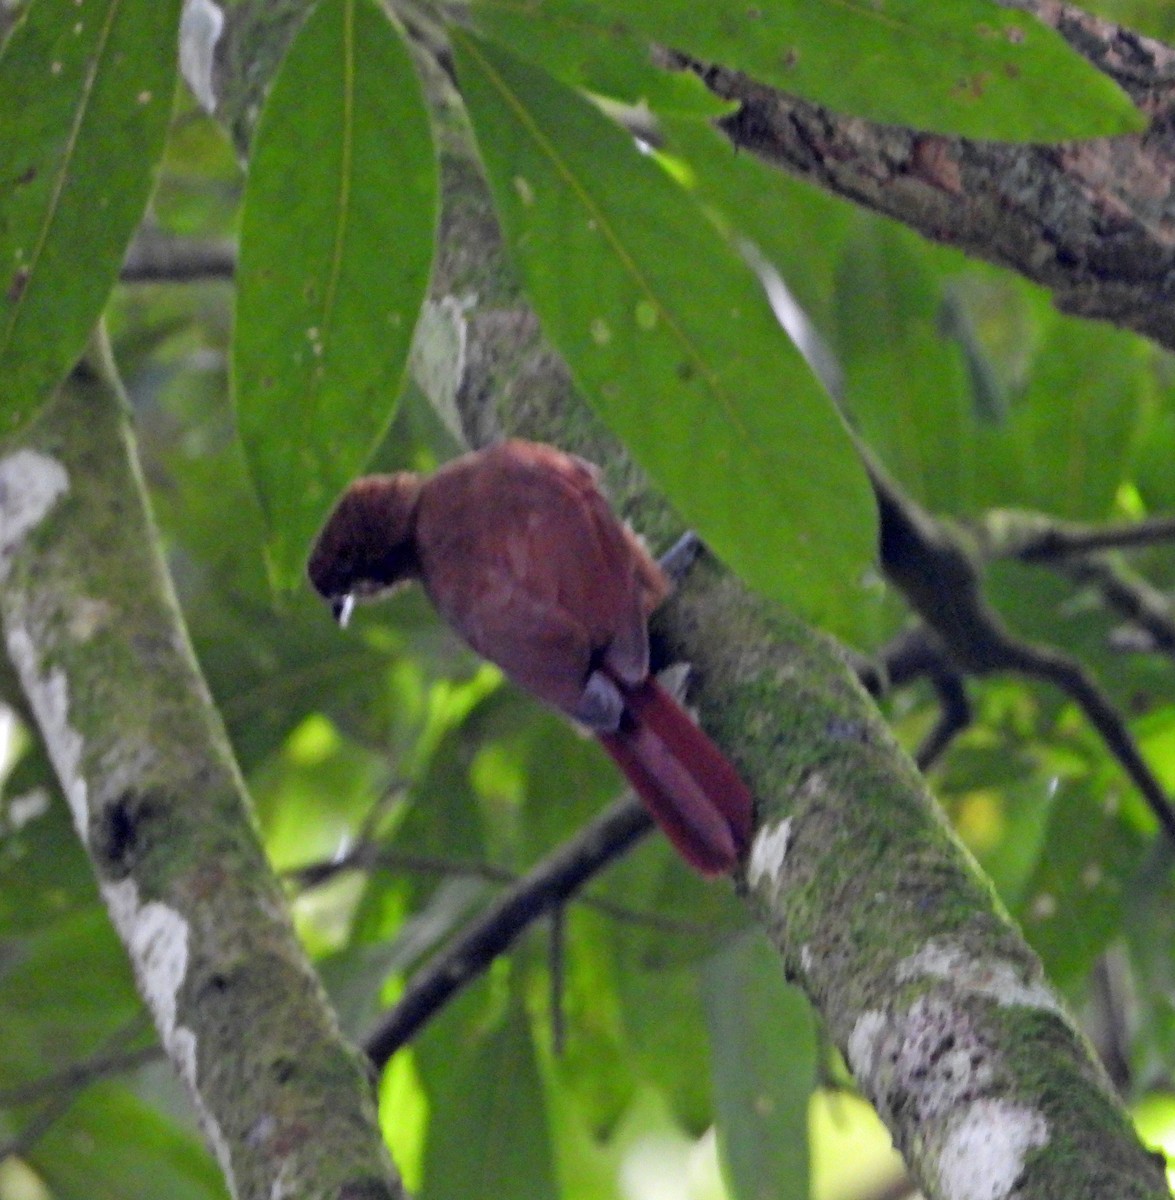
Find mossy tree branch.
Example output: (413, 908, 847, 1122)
(369, 35, 1169, 1200)
(178, 5, 1174, 1195)
(0, 362, 402, 1200)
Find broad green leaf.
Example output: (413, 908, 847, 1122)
(0, 909, 140, 1089)
(543, 909, 637, 1138)
(29, 1083, 225, 1200)
(986, 320, 1148, 521)
(0, 732, 100, 935)
(469, 0, 1141, 139)
(234, 0, 438, 588)
(657, 115, 854, 340)
(420, 999, 559, 1200)
(319, 878, 489, 1038)
(1124, 840, 1175, 1080)
(538, 1051, 629, 1200)
(933, 734, 1056, 909)
(619, 960, 712, 1131)
(832, 220, 976, 514)
(466, 4, 732, 115)
(1133, 395, 1175, 514)
(1015, 773, 1145, 992)
(0, 0, 180, 431)
(453, 33, 876, 627)
(702, 934, 816, 1200)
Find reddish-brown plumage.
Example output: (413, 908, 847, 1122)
(308, 439, 754, 875)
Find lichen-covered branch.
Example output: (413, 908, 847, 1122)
(1001, 0, 1175, 117)
(189, 7, 1172, 1196)
(668, 19, 1175, 351)
(388, 38, 1170, 1200)
(0, 367, 402, 1200)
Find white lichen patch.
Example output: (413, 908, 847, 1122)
(847, 1009, 888, 1081)
(938, 1100, 1048, 1200)
(7, 787, 50, 830)
(748, 817, 792, 890)
(0, 449, 69, 580)
(179, 0, 225, 113)
(103, 878, 236, 1192)
(4, 629, 88, 836)
(410, 295, 472, 445)
(897, 940, 1065, 1019)
(848, 995, 995, 1126)
(104, 879, 191, 1049)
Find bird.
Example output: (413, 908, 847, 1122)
(307, 438, 754, 875)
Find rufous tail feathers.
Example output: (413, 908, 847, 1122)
(597, 677, 753, 876)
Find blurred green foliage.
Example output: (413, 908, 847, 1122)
(4, 1, 1175, 1198)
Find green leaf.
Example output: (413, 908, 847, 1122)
(619, 960, 712, 1131)
(0, 742, 98, 936)
(702, 934, 816, 1200)
(467, 3, 732, 115)
(1124, 840, 1175, 1078)
(1015, 773, 1145, 992)
(420, 999, 559, 1200)
(657, 115, 854, 339)
(0, 0, 181, 432)
(832, 220, 976, 514)
(234, 0, 438, 588)
(0, 909, 141, 1089)
(469, 0, 1142, 139)
(453, 33, 877, 627)
(28, 1083, 225, 1200)
(983, 319, 1148, 521)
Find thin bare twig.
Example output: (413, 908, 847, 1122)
(286, 842, 711, 938)
(288, 845, 517, 891)
(871, 462, 1175, 843)
(0, 1043, 161, 1108)
(981, 510, 1175, 563)
(860, 627, 973, 771)
(363, 796, 654, 1068)
(0, 1085, 78, 1163)
(0, 1018, 159, 1160)
(1061, 556, 1175, 657)
(916, 670, 972, 772)
(120, 228, 235, 284)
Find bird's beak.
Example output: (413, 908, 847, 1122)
(331, 593, 355, 628)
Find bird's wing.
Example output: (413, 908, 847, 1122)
(416, 442, 654, 711)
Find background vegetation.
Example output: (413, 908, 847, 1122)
(5, 0, 1175, 1197)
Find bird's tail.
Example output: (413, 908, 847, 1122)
(597, 677, 754, 876)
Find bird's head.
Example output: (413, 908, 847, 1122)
(307, 473, 425, 626)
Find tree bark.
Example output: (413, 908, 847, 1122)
(402, 20, 1172, 1200)
(179, 2, 1175, 1196)
(0, 359, 402, 1200)
(668, 1, 1175, 350)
